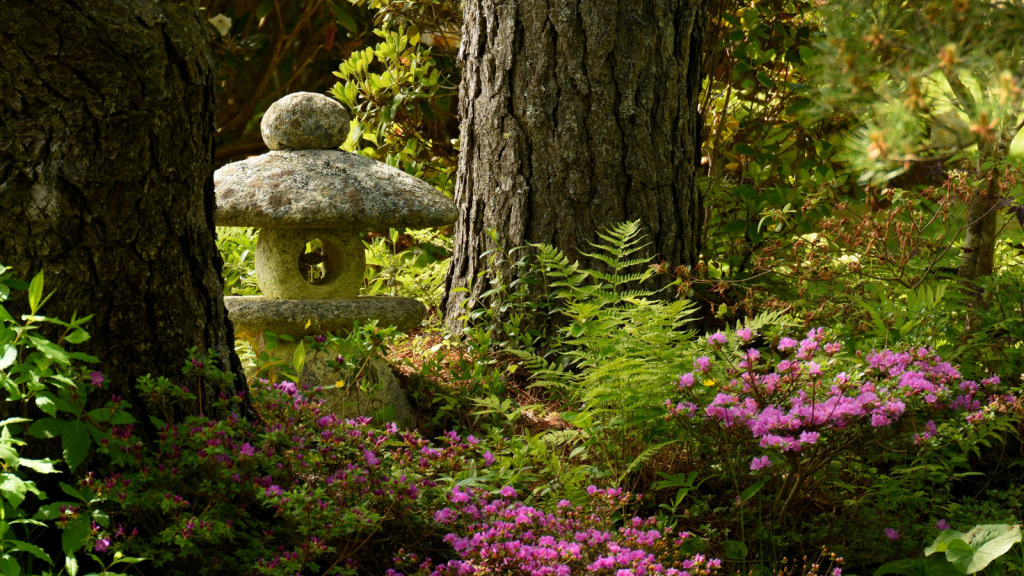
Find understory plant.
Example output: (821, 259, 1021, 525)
(406, 485, 727, 576)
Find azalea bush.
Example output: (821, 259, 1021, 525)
(84, 369, 494, 575)
(664, 325, 1017, 518)
(401, 485, 728, 576)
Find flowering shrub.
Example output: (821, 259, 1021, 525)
(665, 326, 1017, 516)
(395, 485, 720, 576)
(79, 369, 492, 575)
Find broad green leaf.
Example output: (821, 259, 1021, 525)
(35, 393, 58, 416)
(944, 525, 1022, 575)
(1, 554, 21, 576)
(0, 472, 27, 506)
(0, 442, 18, 466)
(27, 336, 68, 364)
(62, 515, 90, 556)
(925, 530, 969, 555)
(29, 418, 67, 439)
(61, 419, 91, 470)
(66, 553, 79, 576)
(65, 329, 90, 344)
(723, 540, 749, 560)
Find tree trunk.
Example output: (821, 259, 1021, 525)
(443, 0, 709, 330)
(0, 0, 245, 419)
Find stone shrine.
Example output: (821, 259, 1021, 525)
(214, 92, 457, 428)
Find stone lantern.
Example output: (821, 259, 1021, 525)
(213, 92, 457, 427)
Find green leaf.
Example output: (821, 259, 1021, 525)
(293, 342, 306, 374)
(0, 473, 27, 507)
(944, 525, 1022, 574)
(0, 442, 18, 466)
(756, 71, 775, 89)
(329, 1, 359, 33)
(27, 336, 68, 364)
(723, 540, 748, 560)
(1, 554, 21, 576)
(740, 477, 769, 502)
(35, 393, 58, 416)
(723, 220, 749, 235)
(66, 553, 79, 576)
(785, 98, 812, 115)
(256, 0, 274, 19)
(874, 558, 926, 576)
(19, 457, 58, 474)
(61, 420, 91, 470)
(65, 329, 90, 344)
(28, 270, 43, 314)
(926, 530, 969, 556)
(0, 344, 16, 371)
(28, 418, 67, 439)
(62, 515, 90, 556)
(0, 417, 31, 428)
(7, 539, 53, 565)
(734, 143, 757, 155)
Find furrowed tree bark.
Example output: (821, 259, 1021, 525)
(443, 0, 709, 331)
(0, 0, 245, 420)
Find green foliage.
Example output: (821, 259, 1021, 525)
(0, 265, 146, 575)
(217, 227, 260, 296)
(331, 21, 458, 192)
(362, 227, 452, 309)
(878, 524, 1024, 576)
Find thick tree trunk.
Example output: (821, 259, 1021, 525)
(0, 0, 244, 419)
(443, 0, 709, 329)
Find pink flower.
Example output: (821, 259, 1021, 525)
(89, 371, 104, 388)
(499, 486, 517, 498)
(693, 356, 712, 373)
(798, 431, 820, 445)
(708, 332, 727, 347)
(95, 537, 111, 552)
(833, 569, 842, 576)
(678, 373, 695, 388)
(239, 443, 256, 457)
(936, 519, 951, 531)
(736, 328, 754, 342)
(364, 450, 380, 467)
(778, 337, 798, 351)
(750, 455, 772, 471)
(483, 451, 495, 467)
(884, 528, 899, 541)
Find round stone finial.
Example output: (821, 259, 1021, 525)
(261, 92, 351, 150)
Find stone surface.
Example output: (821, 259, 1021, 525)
(214, 150, 458, 229)
(261, 92, 351, 151)
(225, 295, 426, 336)
(254, 228, 364, 300)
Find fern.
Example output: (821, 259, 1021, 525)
(512, 221, 700, 483)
